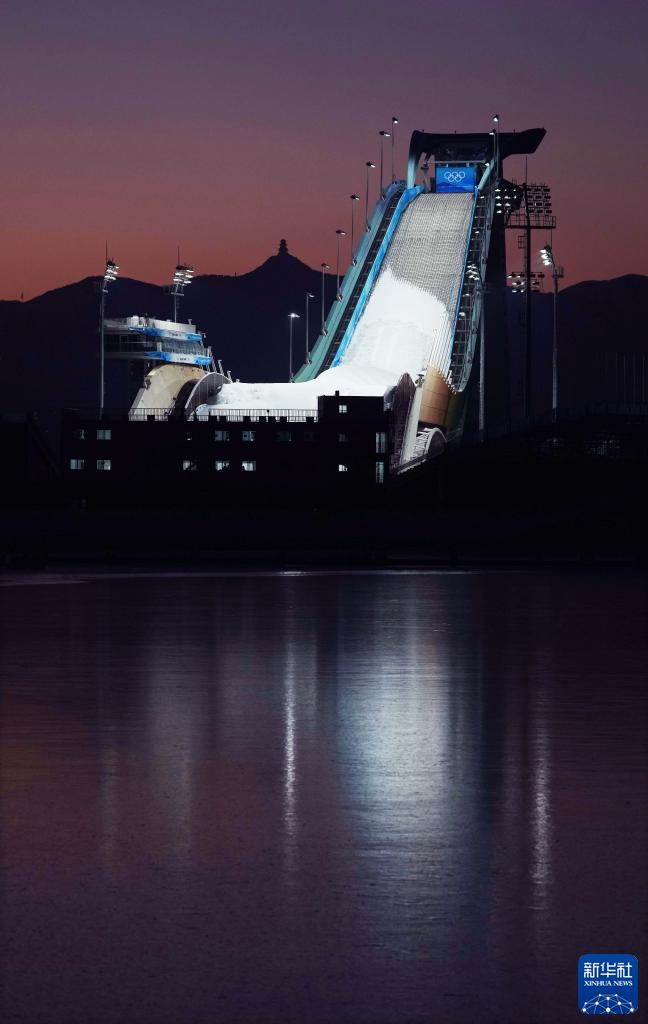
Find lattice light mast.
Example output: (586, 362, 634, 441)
(100, 258, 119, 418)
(170, 263, 195, 321)
(500, 181, 556, 420)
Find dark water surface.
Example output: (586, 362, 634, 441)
(1, 569, 646, 1024)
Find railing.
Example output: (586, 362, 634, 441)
(129, 408, 175, 421)
(448, 161, 496, 393)
(128, 407, 319, 423)
(330, 185, 424, 369)
(105, 337, 206, 356)
(294, 181, 406, 381)
(192, 408, 319, 423)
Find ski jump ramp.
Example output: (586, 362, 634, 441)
(193, 128, 545, 469)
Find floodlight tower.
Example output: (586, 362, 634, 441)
(540, 244, 564, 421)
(99, 258, 119, 418)
(170, 263, 195, 321)
(502, 181, 556, 421)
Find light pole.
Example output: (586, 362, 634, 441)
(492, 114, 500, 170)
(378, 130, 391, 195)
(99, 258, 119, 419)
(391, 117, 399, 182)
(350, 194, 360, 264)
(540, 244, 564, 421)
(288, 312, 300, 381)
(305, 292, 314, 362)
(335, 229, 346, 298)
(365, 161, 375, 230)
(170, 263, 195, 321)
(320, 263, 329, 333)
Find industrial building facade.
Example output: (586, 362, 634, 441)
(61, 395, 391, 492)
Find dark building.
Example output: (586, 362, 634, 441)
(61, 394, 391, 499)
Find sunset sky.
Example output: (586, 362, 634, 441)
(1, 0, 646, 299)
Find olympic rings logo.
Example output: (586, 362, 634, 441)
(443, 170, 466, 183)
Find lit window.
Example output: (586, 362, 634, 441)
(182, 460, 197, 471)
(215, 460, 230, 471)
(242, 430, 256, 442)
(96, 428, 111, 441)
(69, 458, 85, 470)
(277, 431, 292, 443)
(242, 460, 257, 472)
(338, 432, 348, 443)
(375, 461, 385, 484)
(96, 459, 111, 471)
(214, 430, 230, 442)
(338, 464, 348, 473)
(375, 431, 387, 454)
(75, 429, 86, 441)
(338, 404, 348, 414)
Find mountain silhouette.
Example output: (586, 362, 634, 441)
(1, 246, 646, 448)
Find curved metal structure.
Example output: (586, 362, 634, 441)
(407, 128, 546, 186)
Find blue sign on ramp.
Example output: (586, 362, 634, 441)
(435, 165, 476, 193)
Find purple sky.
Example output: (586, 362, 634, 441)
(1, 0, 646, 298)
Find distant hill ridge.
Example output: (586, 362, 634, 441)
(1, 241, 647, 427)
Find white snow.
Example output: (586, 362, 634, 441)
(196, 192, 469, 415)
(207, 363, 397, 412)
(337, 267, 452, 380)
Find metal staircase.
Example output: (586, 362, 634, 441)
(448, 186, 495, 391)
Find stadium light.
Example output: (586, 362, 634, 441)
(305, 292, 315, 363)
(103, 260, 119, 285)
(335, 229, 347, 298)
(170, 262, 195, 321)
(539, 244, 564, 420)
(320, 262, 330, 333)
(391, 117, 399, 182)
(378, 130, 391, 195)
(288, 312, 300, 381)
(350, 194, 360, 264)
(99, 257, 119, 418)
(365, 162, 376, 230)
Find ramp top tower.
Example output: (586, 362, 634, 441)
(407, 128, 546, 186)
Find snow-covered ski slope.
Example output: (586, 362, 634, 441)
(199, 191, 475, 413)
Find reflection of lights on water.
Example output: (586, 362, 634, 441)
(283, 654, 297, 879)
(280, 578, 319, 885)
(100, 741, 119, 871)
(334, 595, 453, 842)
(531, 703, 552, 906)
(142, 643, 200, 867)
